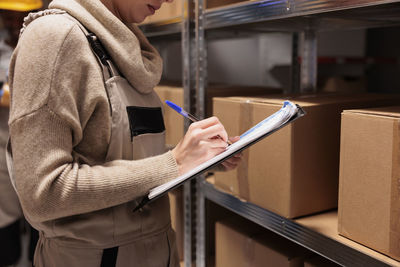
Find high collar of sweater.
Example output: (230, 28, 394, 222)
(46, 0, 162, 94)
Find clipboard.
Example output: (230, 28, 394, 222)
(133, 100, 306, 212)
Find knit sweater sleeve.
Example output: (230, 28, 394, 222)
(8, 16, 179, 223)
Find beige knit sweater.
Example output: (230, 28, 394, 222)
(8, 0, 179, 224)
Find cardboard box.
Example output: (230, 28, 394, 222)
(155, 84, 280, 147)
(338, 106, 400, 261)
(206, 0, 248, 9)
(155, 84, 184, 147)
(169, 187, 184, 261)
(216, 218, 309, 267)
(214, 93, 400, 218)
(142, 0, 183, 24)
(321, 76, 366, 94)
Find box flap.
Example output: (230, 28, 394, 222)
(213, 95, 318, 107)
(214, 93, 400, 108)
(343, 106, 400, 119)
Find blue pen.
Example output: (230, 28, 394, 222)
(165, 100, 232, 145)
(165, 100, 200, 122)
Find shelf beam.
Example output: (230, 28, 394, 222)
(205, 0, 400, 31)
(139, 20, 182, 38)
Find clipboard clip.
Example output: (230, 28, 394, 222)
(132, 196, 150, 212)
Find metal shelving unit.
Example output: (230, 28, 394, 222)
(194, 1, 400, 267)
(140, 1, 400, 266)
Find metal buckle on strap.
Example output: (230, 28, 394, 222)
(86, 33, 109, 66)
(86, 33, 117, 78)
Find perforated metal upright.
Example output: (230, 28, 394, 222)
(194, 0, 207, 264)
(182, 0, 198, 265)
(140, 1, 199, 265)
(300, 29, 317, 92)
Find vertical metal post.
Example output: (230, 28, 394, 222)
(183, 182, 192, 267)
(182, 0, 196, 118)
(182, 0, 196, 265)
(196, 0, 207, 119)
(290, 32, 301, 94)
(196, 177, 206, 267)
(300, 29, 318, 93)
(195, 0, 207, 266)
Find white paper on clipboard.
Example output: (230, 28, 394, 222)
(148, 100, 305, 200)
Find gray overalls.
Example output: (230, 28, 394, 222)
(7, 10, 179, 267)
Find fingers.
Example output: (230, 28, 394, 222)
(226, 154, 242, 164)
(189, 117, 228, 142)
(204, 138, 229, 149)
(229, 136, 240, 143)
(221, 151, 243, 171)
(221, 155, 242, 171)
(172, 116, 237, 175)
(221, 161, 235, 171)
(192, 116, 220, 129)
(200, 124, 228, 142)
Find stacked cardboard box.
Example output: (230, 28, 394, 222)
(206, 0, 248, 9)
(213, 93, 400, 218)
(216, 218, 310, 267)
(338, 106, 400, 261)
(154, 84, 184, 147)
(142, 0, 254, 23)
(142, 0, 183, 24)
(321, 76, 366, 94)
(155, 83, 280, 147)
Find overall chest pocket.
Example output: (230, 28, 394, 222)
(126, 106, 166, 160)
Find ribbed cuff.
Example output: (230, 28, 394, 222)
(154, 150, 180, 184)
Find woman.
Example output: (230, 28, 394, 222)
(7, 0, 241, 266)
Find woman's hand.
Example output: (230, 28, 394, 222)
(172, 117, 229, 175)
(220, 136, 242, 171)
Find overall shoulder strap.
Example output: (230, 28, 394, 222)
(6, 138, 17, 192)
